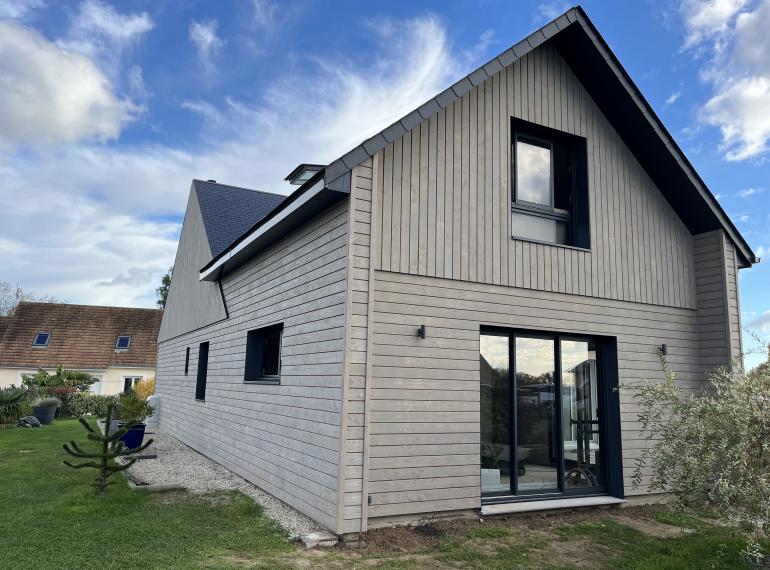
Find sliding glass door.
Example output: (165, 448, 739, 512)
(480, 330, 605, 499)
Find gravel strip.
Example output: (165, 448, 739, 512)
(126, 431, 323, 539)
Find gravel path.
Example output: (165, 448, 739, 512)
(126, 431, 323, 539)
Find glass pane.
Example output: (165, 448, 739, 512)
(511, 212, 568, 244)
(516, 140, 552, 206)
(515, 336, 559, 493)
(261, 328, 282, 376)
(561, 340, 602, 490)
(480, 334, 511, 495)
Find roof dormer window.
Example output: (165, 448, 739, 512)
(115, 335, 131, 350)
(32, 332, 51, 347)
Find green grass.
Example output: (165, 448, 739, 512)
(0, 420, 293, 570)
(1, 421, 766, 569)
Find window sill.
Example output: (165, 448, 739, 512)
(511, 235, 591, 252)
(244, 379, 281, 385)
(194, 398, 205, 402)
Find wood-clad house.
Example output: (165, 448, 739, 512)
(155, 7, 758, 536)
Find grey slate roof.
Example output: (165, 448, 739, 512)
(193, 180, 286, 257)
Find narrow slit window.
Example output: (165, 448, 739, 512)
(196, 342, 209, 401)
(244, 324, 283, 384)
(184, 347, 190, 375)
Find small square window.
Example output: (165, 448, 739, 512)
(115, 335, 131, 350)
(32, 332, 51, 347)
(245, 324, 283, 384)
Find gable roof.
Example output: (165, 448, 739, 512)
(320, 5, 757, 268)
(200, 4, 757, 281)
(0, 302, 163, 370)
(193, 179, 286, 258)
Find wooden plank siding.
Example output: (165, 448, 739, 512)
(347, 42, 743, 526)
(365, 270, 701, 517)
(694, 230, 744, 373)
(156, 201, 350, 532)
(370, 45, 696, 309)
(338, 159, 375, 533)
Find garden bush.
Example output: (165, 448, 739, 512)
(133, 377, 155, 400)
(629, 352, 770, 560)
(67, 392, 119, 419)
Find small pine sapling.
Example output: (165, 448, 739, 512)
(62, 403, 153, 495)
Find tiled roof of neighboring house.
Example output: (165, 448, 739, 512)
(194, 179, 286, 258)
(0, 302, 162, 370)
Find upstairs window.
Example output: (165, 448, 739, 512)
(511, 118, 589, 248)
(32, 332, 51, 347)
(115, 335, 131, 350)
(244, 324, 283, 384)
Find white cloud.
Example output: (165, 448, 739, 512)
(189, 19, 225, 77)
(251, 0, 277, 30)
(737, 187, 764, 197)
(749, 310, 770, 332)
(58, 0, 153, 77)
(665, 90, 682, 106)
(537, 1, 571, 23)
(756, 244, 768, 257)
(683, 0, 770, 161)
(1, 14, 468, 306)
(0, 21, 137, 148)
(0, 0, 45, 20)
(680, 0, 750, 52)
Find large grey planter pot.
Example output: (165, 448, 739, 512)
(31, 405, 56, 425)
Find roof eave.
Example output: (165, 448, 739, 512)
(199, 169, 351, 282)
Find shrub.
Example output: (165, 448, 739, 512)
(0, 386, 26, 426)
(117, 390, 154, 425)
(22, 365, 96, 392)
(44, 386, 77, 417)
(67, 392, 119, 419)
(133, 377, 155, 401)
(628, 352, 770, 555)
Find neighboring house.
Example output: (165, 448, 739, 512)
(155, 7, 758, 537)
(0, 302, 162, 394)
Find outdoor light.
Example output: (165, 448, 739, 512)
(659, 344, 667, 355)
(417, 324, 427, 339)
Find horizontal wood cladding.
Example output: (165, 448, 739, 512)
(371, 44, 696, 310)
(339, 161, 374, 533)
(366, 269, 702, 520)
(155, 201, 350, 532)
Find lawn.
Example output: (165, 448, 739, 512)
(0, 420, 763, 569)
(0, 419, 294, 569)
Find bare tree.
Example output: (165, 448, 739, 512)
(0, 281, 58, 316)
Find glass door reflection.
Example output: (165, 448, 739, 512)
(560, 339, 603, 491)
(514, 336, 560, 493)
(480, 333, 511, 496)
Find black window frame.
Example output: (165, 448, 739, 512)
(479, 326, 623, 504)
(511, 117, 590, 249)
(195, 341, 209, 401)
(32, 331, 51, 347)
(244, 323, 284, 385)
(123, 376, 142, 393)
(115, 335, 131, 350)
(184, 347, 190, 375)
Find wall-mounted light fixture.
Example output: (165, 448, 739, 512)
(417, 324, 427, 339)
(658, 344, 667, 355)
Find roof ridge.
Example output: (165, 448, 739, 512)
(192, 178, 286, 198)
(17, 301, 162, 312)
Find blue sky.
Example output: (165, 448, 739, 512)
(0, 0, 768, 366)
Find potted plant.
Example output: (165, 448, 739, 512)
(117, 390, 154, 450)
(31, 396, 61, 425)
